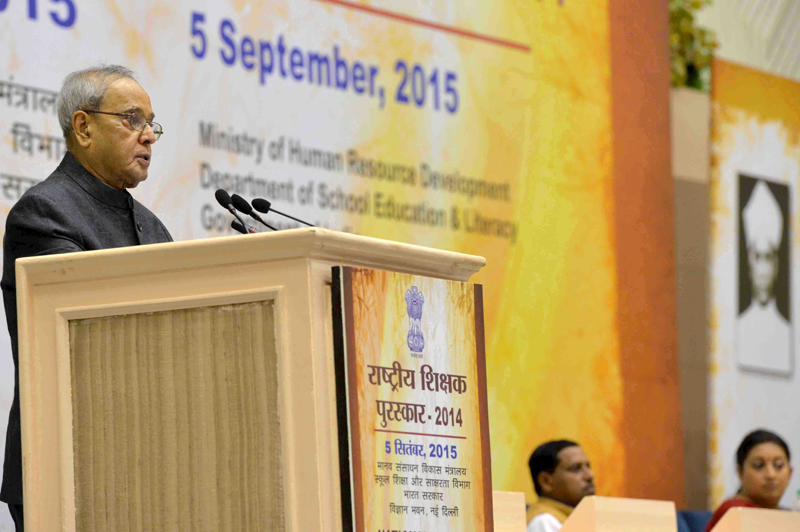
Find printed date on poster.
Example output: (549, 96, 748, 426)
(385, 440, 459, 460)
(0, 0, 77, 28)
(190, 11, 460, 113)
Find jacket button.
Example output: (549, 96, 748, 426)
(136, 222, 143, 232)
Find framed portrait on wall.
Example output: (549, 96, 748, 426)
(736, 173, 793, 376)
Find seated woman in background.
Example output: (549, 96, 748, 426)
(705, 429, 793, 531)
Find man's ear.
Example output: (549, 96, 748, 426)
(537, 471, 554, 496)
(71, 111, 92, 148)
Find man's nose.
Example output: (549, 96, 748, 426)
(584, 467, 594, 481)
(140, 124, 157, 144)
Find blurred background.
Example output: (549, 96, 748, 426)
(1, 0, 799, 528)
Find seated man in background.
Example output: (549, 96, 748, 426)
(527, 439, 596, 532)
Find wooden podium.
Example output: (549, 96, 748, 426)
(16, 228, 485, 531)
(493, 491, 526, 531)
(711, 507, 800, 531)
(560, 496, 678, 532)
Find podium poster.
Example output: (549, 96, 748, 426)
(332, 266, 493, 531)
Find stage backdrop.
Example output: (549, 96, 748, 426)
(0, 0, 682, 524)
(709, 58, 800, 509)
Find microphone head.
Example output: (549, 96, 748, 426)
(231, 220, 248, 234)
(252, 198, 272, 214)
(215, 189, 232, 208)
(231, 194, 254, 215)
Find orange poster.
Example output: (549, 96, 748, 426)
(333, 267, 493, 531)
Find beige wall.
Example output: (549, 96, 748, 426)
(671, 88, 711, 509)
(697, 1, 800, 84)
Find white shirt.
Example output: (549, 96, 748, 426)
(527, 513, 562, 532)
(737, 299, 792, 374)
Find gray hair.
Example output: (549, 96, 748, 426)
(56, 65, 136, 138)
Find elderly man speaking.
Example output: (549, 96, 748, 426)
(0, 65, 172, 531)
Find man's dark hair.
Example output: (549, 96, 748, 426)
(736, 429, 791, 471)
(528, 439, 579, 496)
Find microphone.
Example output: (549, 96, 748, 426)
(231, 219, 247, 234)
(215, 189, 249, 231)
(230, 194, 278, 231)
(231, 219, 256, 234)
(252, 198, 315, 227)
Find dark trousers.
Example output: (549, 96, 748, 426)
(6, 503, 23, 532)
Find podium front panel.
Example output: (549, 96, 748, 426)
(68, 302, 284, 531)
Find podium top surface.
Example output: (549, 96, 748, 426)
(16, 227, 486, 286)
(560, 496, 677, 532)
(712, 506, 800, 531)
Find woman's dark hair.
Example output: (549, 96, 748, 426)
(736, 429, 791, 471)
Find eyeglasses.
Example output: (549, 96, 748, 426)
(83, 110, 163, 141)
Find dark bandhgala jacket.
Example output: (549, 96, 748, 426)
(0, 152, 173, 504)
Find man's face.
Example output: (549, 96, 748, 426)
(748, 242, 779, 305)
(540, 446, 595, 507)
(85, 77, 156, 189)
